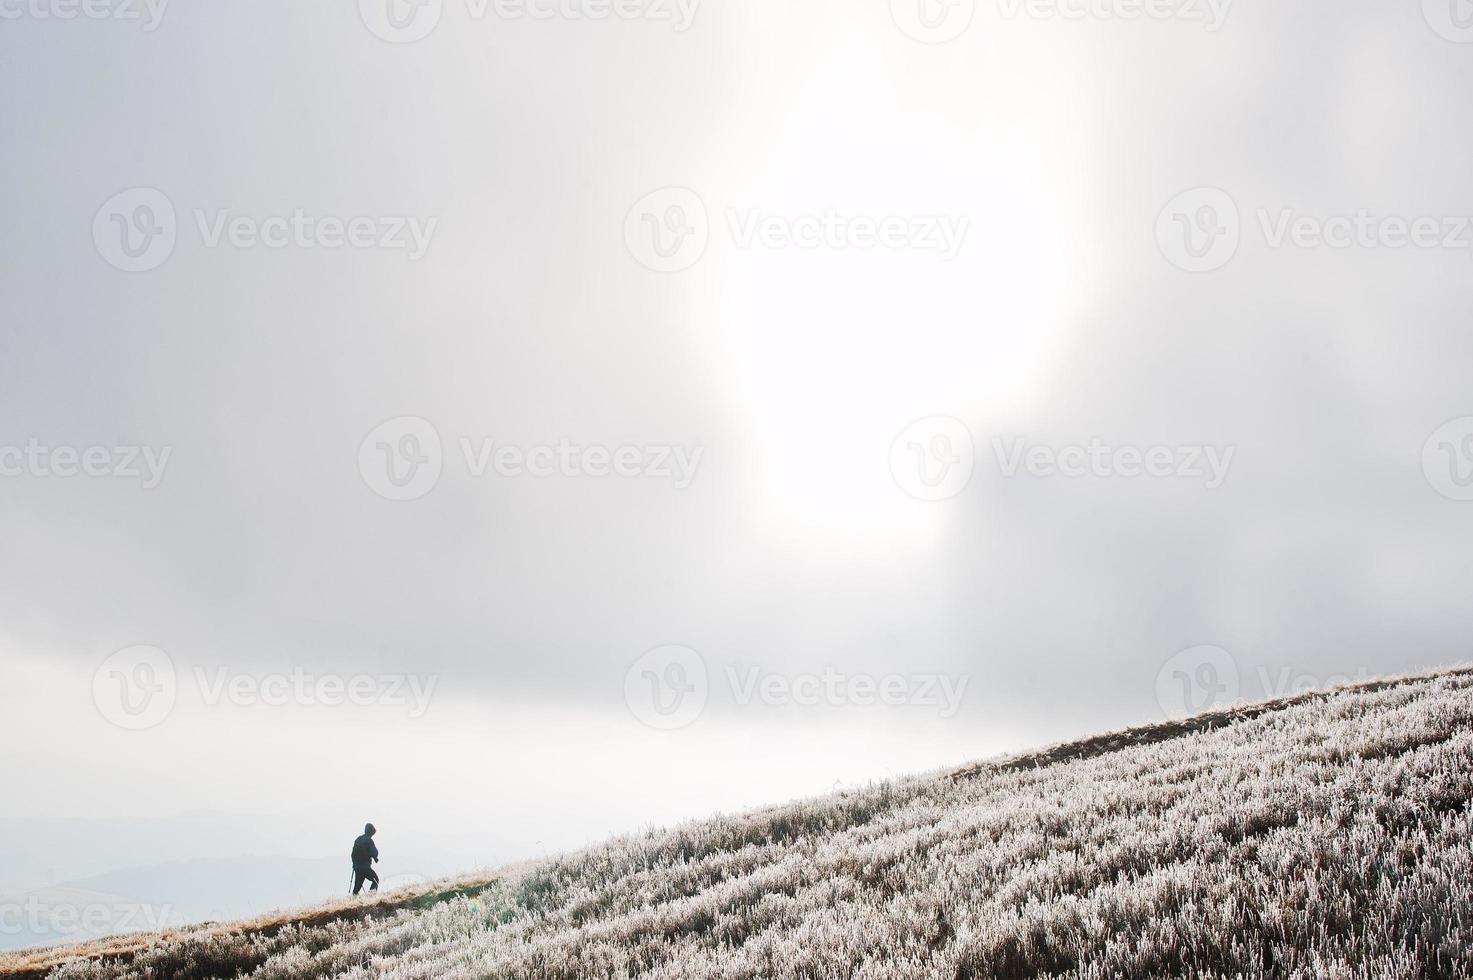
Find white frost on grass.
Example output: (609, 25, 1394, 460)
(48, 671, 1473, 980)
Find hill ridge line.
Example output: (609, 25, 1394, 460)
(948, 664, 1473, 781)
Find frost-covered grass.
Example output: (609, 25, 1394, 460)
(12, 669, 1473, 979)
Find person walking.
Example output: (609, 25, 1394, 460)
(351, 823, 380, 895)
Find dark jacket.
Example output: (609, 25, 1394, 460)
(351, 833, 379, 870)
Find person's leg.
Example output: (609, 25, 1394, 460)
(366, 868, 380, 892)
(352, 870, 367, 895)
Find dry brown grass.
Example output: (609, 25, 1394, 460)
(0, 872, 515, 979)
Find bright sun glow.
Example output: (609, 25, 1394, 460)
(698, 39, 1088, 539)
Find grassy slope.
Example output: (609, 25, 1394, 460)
(7, 668, 1473, 980)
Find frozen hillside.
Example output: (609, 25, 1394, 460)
(8, 669, 1472, 980)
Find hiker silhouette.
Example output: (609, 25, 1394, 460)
(351, 823, 380, 895)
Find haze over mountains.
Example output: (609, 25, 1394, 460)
(0, 811, 527, 952)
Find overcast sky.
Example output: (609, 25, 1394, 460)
(4, 0, 1473, 916)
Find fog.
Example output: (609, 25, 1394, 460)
(3, 0, 1473, 947)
